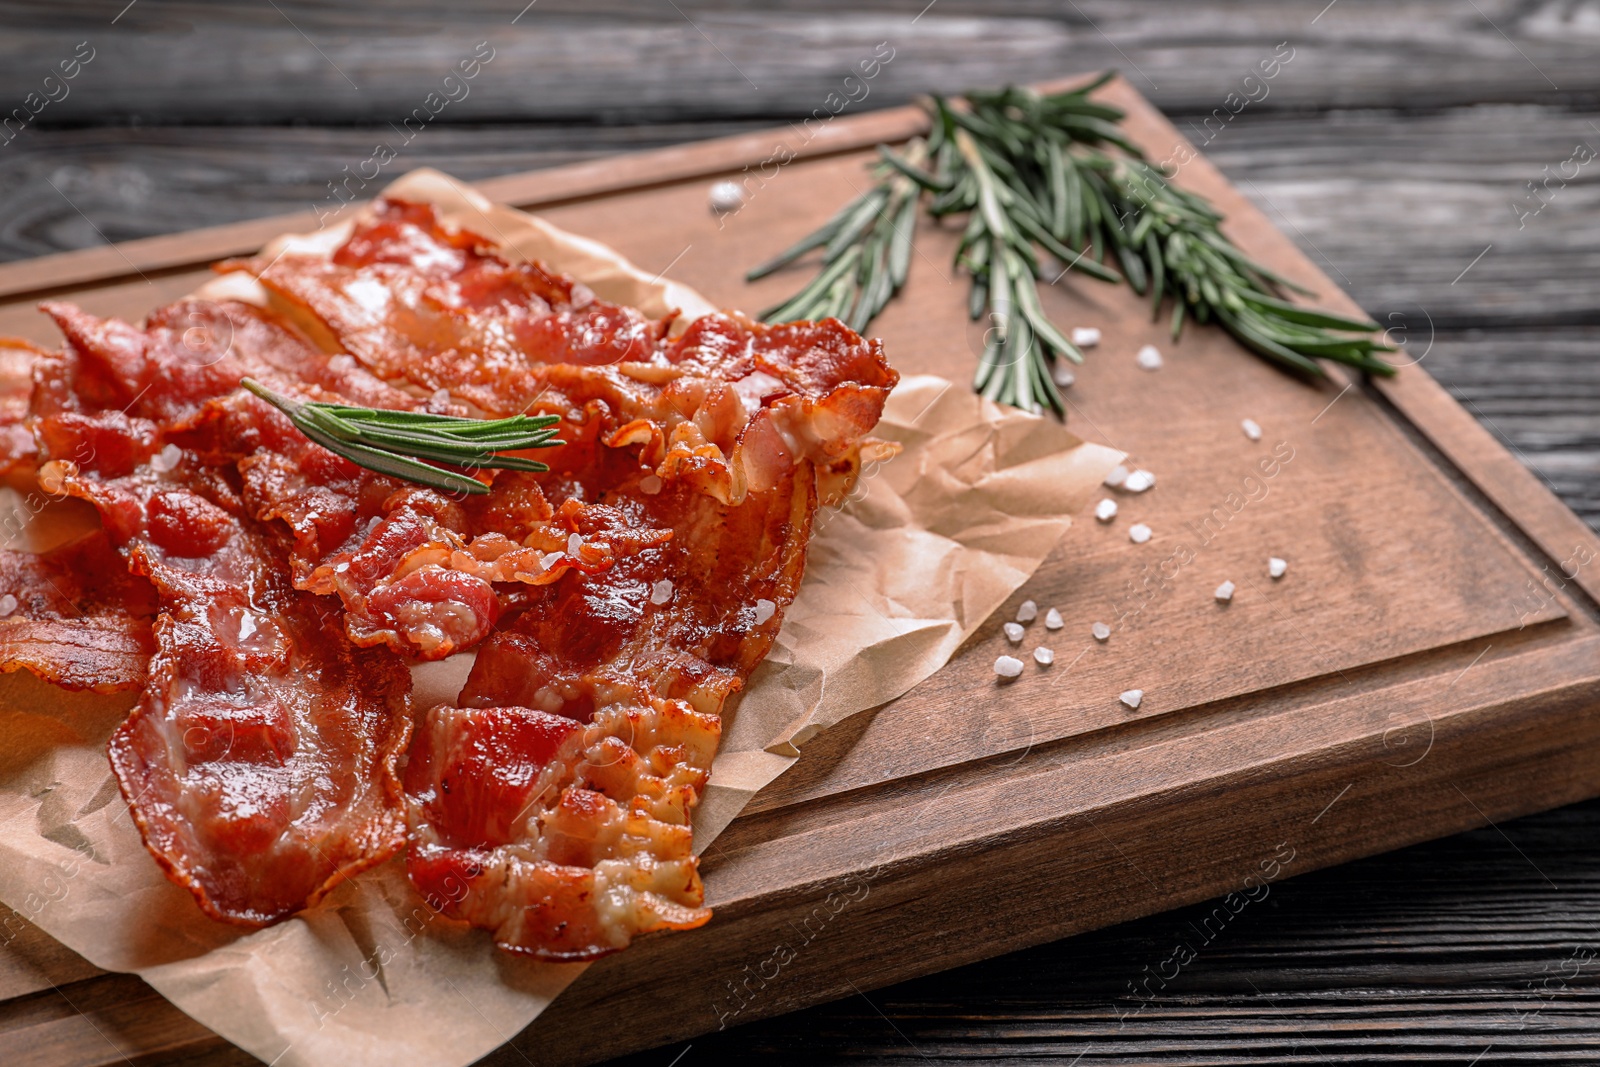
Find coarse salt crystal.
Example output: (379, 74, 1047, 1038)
(149, 443, 182, 473)
(566, 532, 583, 557)
(753, 597, 776, 624)
(1095, 498, 1118, 522)
(994, 655, 1025, 679)
(639, 474, 663, 495)
(1092, 622, 1111, 642)
(708, 180, 745, 213)
(1120, 689, 1144, 709)
(651, 580, 674, 605)
(1123, 469, 1156, 493)
(1269, 556, 1288, 579)
(1242, 418, 1263, 441)
(1003, 622, 1025, 643)
(0, 594, 15, 617)
(1129, 523, 1152, 544)
(1136, 344, 1164, 370)
(1104, 464, 1129, 488)
(542, 551, 564, 569)
(1215, 580, 1236, 602)
(1016, 599, 1038, 623)
(334, 562, 350, 574)
(1052, 364, 1076, 388)
(1071, 326, 1102, 348)
(1034, 647, 1055, 666)
(1045, 607, 1064, 630)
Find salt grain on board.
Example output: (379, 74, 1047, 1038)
(1269, 557, 1288, 579)
(1136, 344, 1164, 370)
(1071, 326, 1102, 348)
(1214, 580, 1236, 602)
(1052, 364, 1076, 388)
(708, 180, 745, 213)
(995, 655, 1025, 679)
(1104, 464, 1129, 488)
(1045, 607, 1064, 630)
(1016, 599, 1038, 623)
(1003, 622, 1025, 643)
(1241, 418, 1263, 441)
(1092, 622, 1111, 642)
(1034, 647, 1055, 666)
(1129, 523, 1152, 544)
(1123, 469, 1156, 493)
(1095, 498, 1119, 522)
(1120, 689, 1144, 709)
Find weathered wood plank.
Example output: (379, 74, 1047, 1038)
(1425, 328, 1600, 528)
(4, 1, 1600, 128)
(1203, 106, 1600, 329)
(0, 122, 761, 262)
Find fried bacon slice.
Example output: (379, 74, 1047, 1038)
(406, 450, 814, 958)
(0, 530, 157, 692)
(16, 194, 896, 955)
(30, 306, 417, 924)
(0, 339, 45, 473)
(228, 199, 898, 959)
(0, 336, 156, 691)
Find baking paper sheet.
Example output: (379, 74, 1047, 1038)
(0, 169, 1120, 1067)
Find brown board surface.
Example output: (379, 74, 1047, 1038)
(0, 78, 1597, 1067)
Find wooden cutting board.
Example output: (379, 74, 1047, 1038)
(1, 77, 1598, 1067)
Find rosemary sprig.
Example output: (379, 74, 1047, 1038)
(747, 141, 924, 330)
(746, 77, 1394, 416)
(240, 378, 561, 496)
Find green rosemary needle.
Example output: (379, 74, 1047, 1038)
(746, 77, 1394, 416)
(240, 378, 561, 496)
(747, 140, 924, 330)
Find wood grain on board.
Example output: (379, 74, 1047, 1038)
(0, 76, 1596, 1066)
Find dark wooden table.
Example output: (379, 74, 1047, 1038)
(1, 3, 1597, 1063)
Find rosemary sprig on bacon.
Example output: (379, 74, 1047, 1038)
(745, 77, 1394, 416)
(241, 378, 561, 496)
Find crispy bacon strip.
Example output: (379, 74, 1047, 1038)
(232, 200, 898, 959)
(21, 196, 896, 954)
(32, 306, 419, 924)
(0, 336, 156, 691)
(406, 450, 814, 958)
(0, 339, 46, 473)
(0, 530, 157, 692)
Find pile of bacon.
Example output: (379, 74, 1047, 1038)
(0, 200, 897, 960)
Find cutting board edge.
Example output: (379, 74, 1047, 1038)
(524, 653, 1600, 1065)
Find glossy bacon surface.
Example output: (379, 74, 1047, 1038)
(231, 199, 898, 958)
(0, 530, 157, 692)
(11, 195, 895, 954)
(31, 300, 417, 924)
